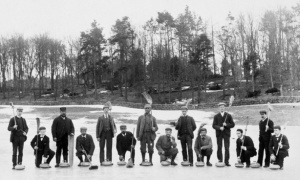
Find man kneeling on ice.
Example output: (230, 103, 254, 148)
(236, 129, 257, 167)
(194, 128, 213, 166)
(76, 127, 95, 166)
(116, 125, 136, 164)
(156, 128, 178, 166)
(30, 127, 55, 168)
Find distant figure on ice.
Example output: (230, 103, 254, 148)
(7, 107, 29, 169)
(257, 110, 274, 167)
(76, 127, 95, 166)
(51, 107, 75, 167)
(136, 104, 158, 166)
(156, 128, 178, 165)
(96, 102, 117, 165)
(116, 125, 136, 164)
(194, 127, 213, 166)
(30, 127, 55, 168)
(236, 129, 256, 167)
(212, 102, 235, 166)
(175, 106, 196, 166)
(269, 126, 290, 170)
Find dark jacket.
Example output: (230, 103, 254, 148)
(96, 114, 117, 138)
(175, 115, 197, 139)
(30, 135, 51, 157)
(51, 116, 74, 141)
(212, 112, 235, 137)
(156, 135, 177, 153)
(259, 118, 274, 141)
(269, 134, 289, 156)
(7, 116, 29, 142)
(76, 134, 95, 155)
(136, 114, 158, 141)
(194, 135, 213, 156)
(236, 135, 257, 157)
(116, 131, 136, 155)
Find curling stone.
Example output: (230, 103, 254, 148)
(161, 161, 171, 166)
(181, 161, 190, 166)
(80, 162, 91, 167)
(269, 164, 280, 170)
(59, 162, 70, 168)
(117, 161, 127, 166)
(250, 162, 260, 168)
(15, 165, 25, 170)
(126, 161, 134, 168)
(195, 161, 205, 167)
(141, 160, 152, 166)
(101, 161, 113, 166)
(235, 163, 244, 168)
(39, 163, 51, 168)
(215, 162, 225, 167)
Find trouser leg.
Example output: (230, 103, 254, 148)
(216, 136, 223, 162)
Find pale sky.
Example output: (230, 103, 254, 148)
(0, 0, 298, 40)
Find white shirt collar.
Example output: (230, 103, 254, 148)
(276, 134, 281, 138)
(122, 133, 126, 136)
(220, 112, 225, 117)
(82, 135, 86, 138)
(17, 116, 22, 118)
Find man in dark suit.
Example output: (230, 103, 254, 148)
(116, 125, 136, 164)
(257, 110, 274, 167)
(136, 104, 158, 165)
(51, 107, 75, 167)
(31, 127, 55, 168)
(269, 126, 289, 169)
(156, 128, 178, 166)
(96, 103, 117, 164)
(194, 128, 213, 166)
(7, 107, 29, 169)
(76, 127, 95, 166)
(212, 102, 235, 166)
(236, 129, 257, 167)
(175, 106, 196, 166)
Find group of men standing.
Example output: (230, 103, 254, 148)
(7, 102, 290, 170)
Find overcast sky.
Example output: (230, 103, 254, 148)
(0, 0, 298, 40)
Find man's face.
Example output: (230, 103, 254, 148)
(145, 107, 151, 114)
(121, 127, 127, 133)
(219, 105, 225, 112)
(182, 110, 187, 116)
(236, 131, 242, 138)
(103, 108, 109, 114)
(165, 130, 172, 136)
(274, 129, 281, 136)
(39, 130, 46, 135)
(80, 129, 87, 135)
(200, 130, 207, 137)
(261, 113, 266, 119)
(60, 110, 66, 117)
(17, 110, 22, 116)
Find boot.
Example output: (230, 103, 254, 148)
(149, 153, 153, 165)
(140, 152, 146, 166)
(206, 155, 212, 166)
(78, 156, 83, 166)
(171, 154, 177, 166)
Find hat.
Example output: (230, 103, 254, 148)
(80, 127, 87, 130)
(39, 126, 46, 130)
(16, 107, 23, 111)
(259, 110, 267, 114)
(181, 106, 188, 110)
(144, 104, 152, 109)
(199, 128, 207, 133)
(60, 107, 66, 111)
(120, 125, 127, 129)
(274, 125, 281, 130)
(103, 102, 111, 109)
(165, 127, 172, 131)
(218, 102, 226, 106)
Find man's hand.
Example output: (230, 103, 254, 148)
(23, 132, 27, 136)
(114, 129, 117, 134)
(53, 138, 57, 142)
(237, 157, 241, 163)
(161, 151, 165, 155)
(97, 138, 100, 142)
(82, 149, 86, 153)
(137, 137, 140, 141)
(279, 143, 283, 149)
(265, 126, 269, 131)
(70, 133, 74, 136)
(13, 125, 18, 129)
(241, 146, 247, 151)
(34, 146, 38, 150)
(152, 127, 156, 131)
(131, 145, 135, 149)
(87, 155, 91, 159)
(198, 154, 202, 158)
(223, 122, 227, 126)
(220, 127, 224, 131)
(119, 155, 124, 161)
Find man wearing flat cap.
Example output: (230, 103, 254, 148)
(7, 107, 29, 169)
(156, 128, 178, 165)
(257, 110, 274, 167)
(31, 127, 55, 168)
(136, 104, 158, 165)
(96, 102, 117, 164)
(269, 126, 289, 169)
(76, 127, 95, 166)
(116, 125, 136, 164)
(175, 106, 196, 166)
(51, 107, 75, 167)
(194, 128, 213, 166)
(212, 102, 235, 166)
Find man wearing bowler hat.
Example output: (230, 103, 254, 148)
(212, 102, 235, 166)
(156, 128, 178, 165)
(7, 107, 29, 169)
(76, 127, 95, 166)
(51, 107, 75, 167)
(257, 110, 274, 167)
(116, 125, 136, 164)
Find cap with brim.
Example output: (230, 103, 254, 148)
(181, 106, 188, 110)
(103, 105, 110, 109)
(120, 125, 127, 129)
(80, 127, 87, 130)
(218, 102, 226, 106)
(17, 107, 23, 111)
(165, 128, 172, 131)
(39, 126, 46, 130)
(60, 107, 66, 111)
(199, 128, 207, 132)
(144, 104, 151, 109)
(259, 110, 267, 114)
(274, 125, 281, 130)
